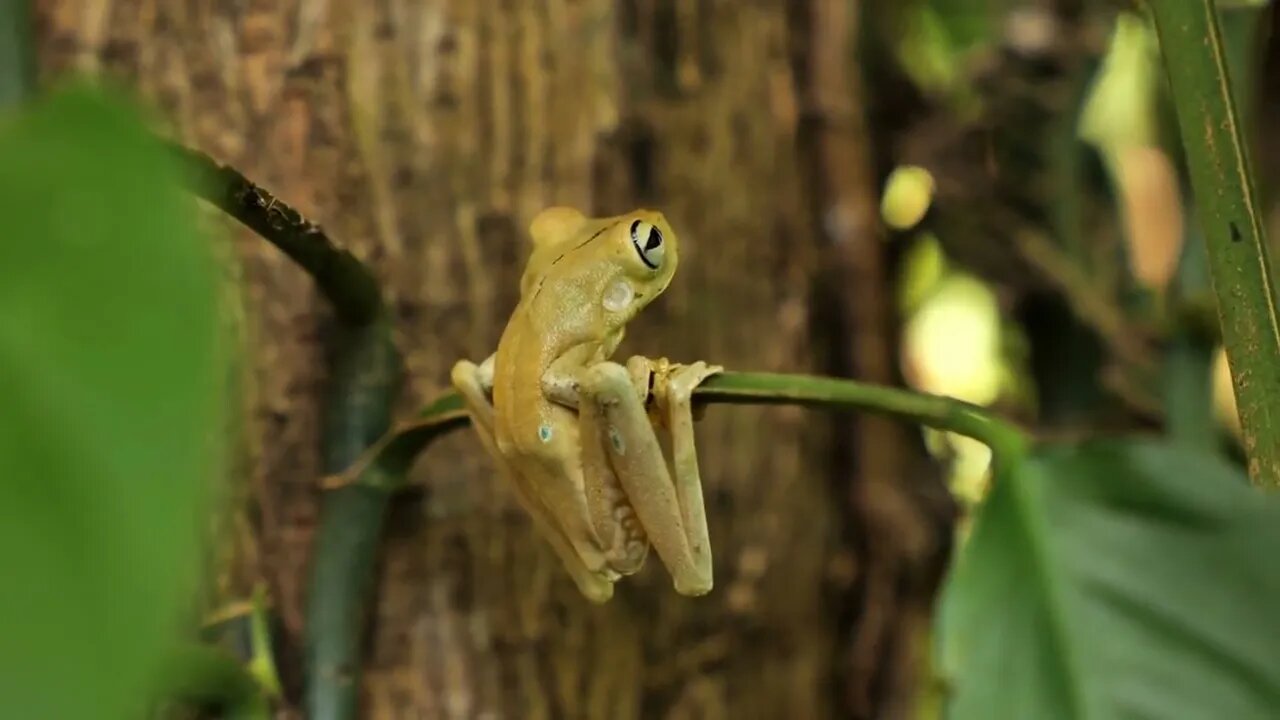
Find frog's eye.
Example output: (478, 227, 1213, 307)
(630, 219, 664, 270)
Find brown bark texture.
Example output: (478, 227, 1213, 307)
(33, 0, 948, 717)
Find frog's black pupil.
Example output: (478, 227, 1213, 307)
(645, 228, 662, 250)
(630, 219, 660, 268)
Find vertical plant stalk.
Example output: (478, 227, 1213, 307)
(1162, 4, 1264, 453)
(1146, 0, 1280, 487)
(172, 145, 399, 719)
(0, 0, 35, 109)
(306, 316, 399, 720)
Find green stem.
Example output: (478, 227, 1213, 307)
(1160, 3, 1262, 454)
(169, 144, 382, 324)
(337, 371, 1028, 491)
(1146, 0, 1280, 487)
(307, 317, 398, 720)
(171, 144, 399, 718)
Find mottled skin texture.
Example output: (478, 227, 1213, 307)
(451, 207, 720, 602)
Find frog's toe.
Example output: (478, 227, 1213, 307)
(673, 573, 713, 598)
(575, 573, 617, 604)
(665, 362, 723, 404)
(606, 539, 650, 577)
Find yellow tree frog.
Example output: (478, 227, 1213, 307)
(450, 207, 720, 603)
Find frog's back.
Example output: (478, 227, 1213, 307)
(491, 298, 594, 457)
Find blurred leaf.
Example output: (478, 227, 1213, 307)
(159, 645, 271, 720)
(926, 0, 1010, 55)
(1211, 347, 1242, 440)
(0, 85, 224, 718)
(903, 273, 1002, 406)
(1080, 13, 1161, 153)
(882, 165, 936, 231)
(939, 439, 1280, 719)
(895, 6, 963, 95)
(897, 233, 949, 316)
(246, 585, 282, 699)
(891, 0, 1004, 111)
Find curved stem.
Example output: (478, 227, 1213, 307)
(169, 143, 399, 718)
(168, 143, 382, 324)
(336, 371, 1029, 490)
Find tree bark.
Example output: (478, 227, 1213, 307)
(34, 0, 947, 716)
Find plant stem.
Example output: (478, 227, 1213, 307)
(171, 143, 399, 718)
(169, 144, 382, 324)
(306, 317, 398, 720)
(1160, 3, 1262, 454)
(335, 371, 1029, 491)
(1146, 0, 1280, 487)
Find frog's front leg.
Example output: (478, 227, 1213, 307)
(568, 360, 716, 596)
(452, 355, 616, 603)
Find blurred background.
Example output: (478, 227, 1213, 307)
(17, 0, 1274, 717)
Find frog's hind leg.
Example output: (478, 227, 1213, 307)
(578, 360, 713, 597)
(451, 357, 616, 603)
(578, 389, 650, 576)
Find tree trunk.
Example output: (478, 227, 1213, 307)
(34, 0, 948, 716)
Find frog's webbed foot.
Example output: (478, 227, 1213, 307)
(578, 358, 720, 597)
(627, 356, 722, 426)
(576, 373, 651, 578)
(452, 355, 616, 603)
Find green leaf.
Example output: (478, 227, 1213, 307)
(926, 0, 1009, 56)
(939, 439, 1280, 719)
(0, 86, 225, 718)
(159, 645, 271, 720)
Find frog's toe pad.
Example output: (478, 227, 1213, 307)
(673, 575, 713, 597)
(574, 573, 617, 604)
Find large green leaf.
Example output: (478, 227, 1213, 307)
(0, 86, 224, 717)
(939, 439, 1280, 719)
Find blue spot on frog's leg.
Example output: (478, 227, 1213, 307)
(538, 424, 553, 443)
(609, 427, 626, 454)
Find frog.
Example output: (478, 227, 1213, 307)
(450, 206, 721, 603)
